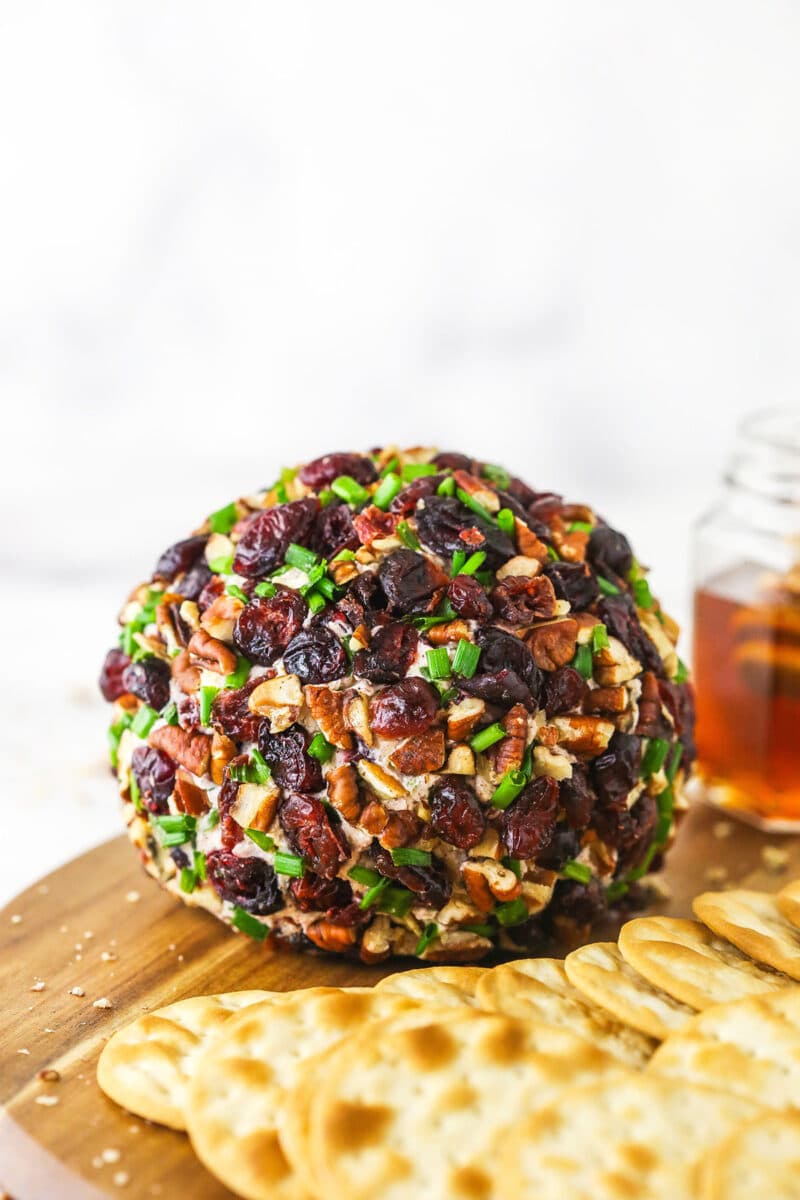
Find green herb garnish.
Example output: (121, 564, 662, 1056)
(490, 769, 527, 810)
(469, 723, 507, 754)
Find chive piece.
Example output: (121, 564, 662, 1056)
(120, 624, 137, 656)
(437, 476, 456, 496)
(481, 462, 510, 489)
(179, 866, 197, 893)
(491, 769, 528, 810)
(546, 545, 559, 561)
(496, 508, 515, 536)
(318, 488, 335, 507)
(597, 575, 620, 596)
(359, 877, 391, 910)
(222, 584, 247, 607)
(161, 701, 179, 726)
(313, 575, 338, 601)
(332, 548, 357, 563)
(391, 847, 433, 867)
(396, 520, 421, 550)
(250, 748, 272, 784)
(640, 736, 671, 777)
(307, 591, 327, 614)
(502, 857, 522, 879)
(254, 580, 277, 598)
(199, 686, 219, 727)
(673, 658, 689, 684)
(591, 623, 609, 654)
(572, 643, 593, 680)
(308, 732, 335, 763)
(225, 655, 251, 689)
(520, 743, 534, 780)
(452, 640, 481, 678)
(456, 487, 496, 525)
(285, 542, 319, 572)
(451, 550, 467, 577)
(152, 814, 197, 834)
(425, 647, 451, 680)
(231, 907, 269, 941)
(567, 520, 594, 534)
(274, 851, 306, 877)
(460, 550, 487, 576)
(605, 880, 629, 902)
(204, 807, 220, 831)
(561, 860, 592, 884)
(373, 472, 402, 510)
(412, 599, 457, 632)
(108, 725, 122, 767)
(129, 773, 143, 812)
(331, 475, 370, 507)
(130, 704, 159, 738)
(348, 865, 383, 886)
(470, 723, 507, 754)
(666, 743, 683, 782)
(208, 555, 234, 575)
(495, 898, 529, 927)
(245, 828, 275, 852)
(377, 886, 415, 918)
(274, 482, 288, 504)
(380, 456, 400, 477)
(208, 501, 238, 535)
(401, 463, 438, 481)
(462, 922, 495, 938)
(415, 922, 440, 957)
(632, 577, 654, 609)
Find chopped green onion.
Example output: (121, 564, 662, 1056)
(372, 472, 402, 510)
(502, 857, 522, 879)
(274, 852, 306, 878)
(308, 733, 335, 763)
(496, 508, 515, 536)
(666, 743, 683, 782)
(331, 475, 370, 507)
(250, 748, 272, 784)
(225, 584, 249, 605)
(380, 456, 400, 476)
(414, 922, 440, 957)
(225, 656, 251, 689)
(228, 762, 251, 782)
(495, 898, 529, 927)
(605, 880, 629, 903)
(161, 701, 179, 726)
(452, 640, 481, 678)
(561, 859, 592, 884)
(451, 550, 467, 577)
(481, 463, 510, 489)
(359, 877, 391, 910)
(274, 482, 288, 504)
(131, 643, 154, 664)
(377, 886, 415, 918)
(591, 624, 609, 654)
(456, 487, 496, 525)
(412, 599, 456, 632)
(425, 647, 451, 680)
(348, 865, 382, 887)
(462, 922, 495, 938)
(307, 591, 327, 614)
(231, 907, 269, 941)
(546, 545, 559, 561)
(203, 807, 220, 831)
(673, 658, 689, 684)
(490, 769, 527, 810)
(470, 723, 507, 754)
(391, 847, 432, 867)
(396, 520, 421, 550)
(632, 577, 654, 609)
(520, 743, 534, 780)
(437, 476, 456, 496)
(436, 685, 459, 706)
(314, 575, 338, 602)
(332, 548, 357, 562)
(194, 850, 207, 881)
(208, 555, 234, 575)
(121, 624, 137, 656)
(108, 725, 123, 767)
(129, 773, 142, 812)
(401, 463, 438, 481)
(318, 488, 335, 507)
(152, 813, 196, 847)
(245, 828, 275, 852)
(597, 576, 620, 596)
(572, 644, 594, 680)
(131, 704, 159, 738)
(179, 867, 198, 893)
(254, 580, 277, 598)
(460, 550, 487, 576)
(567, 520, 594, 534)
(208, 501, 238, 534)
(199, 686, 219, 727)
(285, 542, 319, 572)
(640, 736, 670, 777)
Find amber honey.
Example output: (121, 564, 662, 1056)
(694, 562, 800, 820)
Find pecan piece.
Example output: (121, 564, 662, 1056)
(149, 725, 211, 775)
(446, 697, 486, 741)
(305, 686, 353, 749)
(514, 518, 549, 561)
(210, 731, 236, 785)
(494, 703, 528, 775)
(326, 763, 361, 822)
(525, 618, 579, 671)
(585, 685, 627, 715)
(343, 693, 373, 746)
(229, 781, 280, 832)
(306, 920, 358, 953)
(187, 629, 238, 677)
(248, 673, 304, 712)
(635, 670, 664, 736)
(360, 799, 389, 836)
(462, 860, 522, 912)
(445, 744, 476, 774)
(452, 469, 500, 513)
(389, 728, 446, 775)
(552, 715, 615, 758)
(496, 555, 543, 580)
(200, 593, 244, 642)
(426, 619, 472, 646)
(174, 772, 210, 816)
(172, 649, 201, 695)
(356, 760, 407, 800)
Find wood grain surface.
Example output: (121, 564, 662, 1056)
(2, 805, 799, 1200)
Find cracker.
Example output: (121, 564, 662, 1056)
(96, 990, 274, 1129)
(564, 941, 695, 1039)
(647, 986, 800, 1109)
(701, 1110, 800, 1199)
(778, 880, 800, 931)
(375, 965, 485, 1006)
(474, 957, 655, 1066)
(307, 1009, 622, 1200)
(693, 889, 800, 980)
(495, 1073, 761, 1200)
(618, 915, 793, 1009)
(185, 987, 431, 1200)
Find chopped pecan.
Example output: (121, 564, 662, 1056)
(356, 759, 407, 800)
(200, 593, 244, 642)
(360, 915, 417, 963)
(452, 470, 500, 513)
(330, 559, 360, 586)
(525, 618, 579, 670)
(635, 671, 663, 735)
(537, 724, 560, 747)
(156, 593, 191, 653)
(446, 697, 486, 741)
(187, 629, 238, 677)
(343, 693, 373, 746)
(353, 506, 399, 547)
(210, 731, 236, 785)
(496, 556, 542, 580)
(550, 516, 589, 563)
(532, 745, 573, 780)
(445, 744, 476, 774)
(305, 685, 353, 749)
(326, 763, 362, 822)
(494, 703, 527, 775)
(594, 638, 641, 685)
(389, 728, 446, 775)
(585, 685, 628, 715)
(306, 920, 357, 953)
(360, 799, 389, 836)
(248, 673, 304, 712)
(178, 600, 201, 633)
(426, 619, 471, 646)
(379, 810, 422, 850)
(174, 772, 210, 816)
(515, 518, 549, 561)
(149, 725, 211, 775)
(230, 781, 280, 831)
(462, 860, 521, 911)
(552, 715, 615, 758)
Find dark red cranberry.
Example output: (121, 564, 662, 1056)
(543, 560, 600, 610)
(491, 575, 558, 625)
(560, 766, 596, 829)
(259, 727, 323, 793)
(378, 550, 447, 616)
(502, 776, 559, 860)
(170, 847, 190, 870)
(324, 900, 372, 928)
(475, 626, 543, 693)
(177, 693, 200, 730)
(337, 570, 385, 628)
(353, 621, 418, 684)
(233, 588, 307, 666)
(636, 671, 671, 739)
(122, 657, 171, 711)
(594, 792, 658, 877)
(536, 826, 582, 871)
(428, 776, 486, 849)
(448, 575, 493, 621)
(504, 475, 538, 509)
(432, 451, 474, 471)
(459, 668, 534, 711)
(233, 498, 319, 578)
(368, 678, 440, 737)
(153, 535, 208, 583)
(372, 843, 451, 909)
(599, 594, 662, 674)
(658, 679, 696, 766)
(197, 574, 225, 612)
(527, 492, 564, 525)
(217, 773, 245, 850)
(205, 850, 281, 914)
(279, 794, 349, 878)
(587, 525, 633, 581)
(298, 453, 377, 489)
(591, 731, 642, 807)
(416, 496, 515, 568)
(389, 475, 445, 516)
(546, 876, 606, 934)
(542, 666, 588, 715)
(179, 560, 214, 602)
(99, 648, 131, 701)
(283, 626, 348, 684)
(312, 502, 359, 559)
(290, 871, 352, 912)
(211, 677, 267, 742)
(131, 745, 175, 814)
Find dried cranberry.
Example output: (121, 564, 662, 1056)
(372, 843, 451, 909)
(542, 666, 587, 715)
(493, 489, 529, 521)
(416, 496, 515, 568)
(594, 792, 657, 876)
(279, 794, 349, 878)
(432, 451, 474, 472)
(592, 731, 642, 807)
(233, 498, 319, 578)
(131, 745, 175, 814)
(368, 678, 440, 737)
(197, 574, 224, 612)
(298, 453, 376, 489)
(337, 571, 385, 628)
(283, 626, 348, 684)
(179, 560, 214, 602)
(290, 871, 352, 912)
(491, 575, 557, 625)
(389, 475, 445, 516)
(636, 671, 671, 739)
(205, 850, 281, 914)
(122, 657, 171, 711)
(428, 776, 486, 849)
(459, 668, 534, 711)
(448, 575, 493, 621)
(217, 773, 244, 850)
(259, 727, 323, 793)
(502, 776, 559, 860)
(527, 492, 564, 525)
(587, 525, 633, 581)
(99, 648, 131, 701)
(475, 626, 543, 696)
(177, 693, 200, 730)
(660, 680, 696, 767)
(378, 550, 447, 616)
(547, 876, 605, 932)
(599, 594, 662, 674)
(353, 621, 418, 684)
(153, 535, 208, 583)
(312, 503, 359, 559)
(536, 826, 582, 871)
(233, 588, 307, 666)
(504, 475, 538, 509)
(353, 506, 400, 546)
(560, 766, 596, 829)
(324, 900, 371, 928)
(170, 847, 190, 870)
(543, 560, 600, 610)
(211, 677, 267, 742)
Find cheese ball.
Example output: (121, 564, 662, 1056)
(98, 447, 695, 962)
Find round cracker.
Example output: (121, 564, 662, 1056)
(701, 1110, 800, 1199)
(374, 965, 485, 1006)
(495, 1073, 761, 1200)
(96, 990, 274, 1129)
(647, 986, 800, 1108)
(474, 957, 655, 1066)
(694, 890, 800, 980)
(307, 1009, 623, 1200)
(618, 915, 793, 1009)
(564, 941, 696, 1040)
(778, 880, 800, 931)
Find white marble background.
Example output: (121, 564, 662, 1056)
(1, 1, 800, 906)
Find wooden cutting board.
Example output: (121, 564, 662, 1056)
(2, 805, 799, 1200)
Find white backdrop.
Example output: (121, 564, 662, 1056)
(1, 0, 799, 904)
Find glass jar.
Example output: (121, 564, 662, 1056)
(692, 407, 800, 826)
